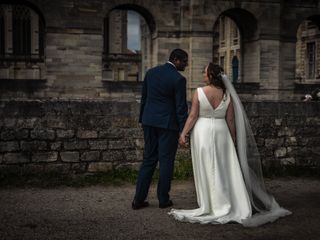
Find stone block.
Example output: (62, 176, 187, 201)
(44, 163, 70, 174)
(0, 129, 29, 140)
(60, 151, 80, 162)
(16, 118, 38, 129)
(280, 158, 295, 165)
(57, 130, 75, 139)
(81, 151, 100, 161)
(70, 163, 87, 173)
(21, 141, 48, 151)
(285, 136, 297, 146)
(3, 118, 17, 128)
(64, 140, 88, 150)
(50, 142, 62, 150)
(265, 138, 284, 148)
(4, 153, 29, 164)
(88, 140, 108, 150)
(275, 147, 287, 158)
(88, 162, 112, 172)
(102, 150, 124, 162)
(46, 118, 68, 129)
(135, 139, 144, 149)
(77, 130, 98, 139)
(32, 152, 58, 162)
(108, 140, 132, 150)
(0, 141, 20, 152)
(31, 129, 55, 140)
(125, 150, 141, 162)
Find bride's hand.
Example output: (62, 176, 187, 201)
(179, 134, 187, 146)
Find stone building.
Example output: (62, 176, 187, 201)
(0, 0, 319, 174)
(0, 0, 320, 100)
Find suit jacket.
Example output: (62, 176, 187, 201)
(139, 62, 188, 132)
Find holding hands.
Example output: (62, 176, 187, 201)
(179, 133, 189, 147)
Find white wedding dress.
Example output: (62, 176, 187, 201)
(169, 87, 253, 224)
(169, 75, 291, 227)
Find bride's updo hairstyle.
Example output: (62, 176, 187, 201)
(207, 62, 226, 93)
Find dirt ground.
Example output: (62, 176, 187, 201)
(0, 177, 319, 240)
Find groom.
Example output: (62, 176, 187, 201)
(132, 49, 189, 210)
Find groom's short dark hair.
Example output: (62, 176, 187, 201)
(169, 49, 188, 62)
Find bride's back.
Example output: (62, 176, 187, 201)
(201, 85, 225, 110)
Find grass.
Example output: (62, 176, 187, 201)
(0, 157, 194, 188)
(1, 156, 318, 188)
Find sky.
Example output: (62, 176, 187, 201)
(127, 10, 141, 52)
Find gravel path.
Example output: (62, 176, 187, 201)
(0, 178, 319, 240)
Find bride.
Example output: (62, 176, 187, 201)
(168, 63, 291, 227)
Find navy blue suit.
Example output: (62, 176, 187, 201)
(134, 62, 188, 205)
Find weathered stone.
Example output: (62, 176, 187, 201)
(125, 150, 143, 162)
(0, 141, 20, 152)
(50, 142, 62, 150)
(0, 129, 29, 140)
(275, 118, 282, 126)
(265, 138, 284, 148)
(108, 140, 132, 150)
(102, 150, 124, 162)
(44, 163, 70, 174)
(31, 129, 55, 140)
(32, 152, 58, 162)
(275, 147, 287, 158)
(70, 163, 87, 173)
(4, 153, 29, 164)
(60, 151, 79, 162)
(80, 151, 100, 161)
(278, 127, 294, 137)
(21, 141, 48, 151)
(0, 99, 319, 174)
(57, 130, 74, 139)
(88, 140, 108, 150)
(77, 130, 98, 139)
(3, 118, 17, 128)
(88, 162, 112, 172)
(64, 140, 88, 150)
(285, 137, 297, 146)
(16, 118, 38, 128)
(46, 118, 68, 129)
(280, 158, 295, 165)
(135, 139, 144, 149)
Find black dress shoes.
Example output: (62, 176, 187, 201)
(132, 200, 149, 210)
(159, 200, 173, 209)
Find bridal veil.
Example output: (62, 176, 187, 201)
(221, 74, 291, 227)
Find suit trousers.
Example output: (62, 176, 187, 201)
(134, 126, 179, 205)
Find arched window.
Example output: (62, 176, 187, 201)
(13, 5, 31, 57)
(103, 5, 154, 82)
(213, 15, 241, 82)
(0, 3, 44, 61)
(296, 18, 320, 82)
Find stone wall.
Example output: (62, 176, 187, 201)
(0, 100, 319, 175)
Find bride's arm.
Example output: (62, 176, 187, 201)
(179, 91, 199, 145)
(226, 99, 236, 144)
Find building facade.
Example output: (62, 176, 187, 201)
(1, 0, 320, 100)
